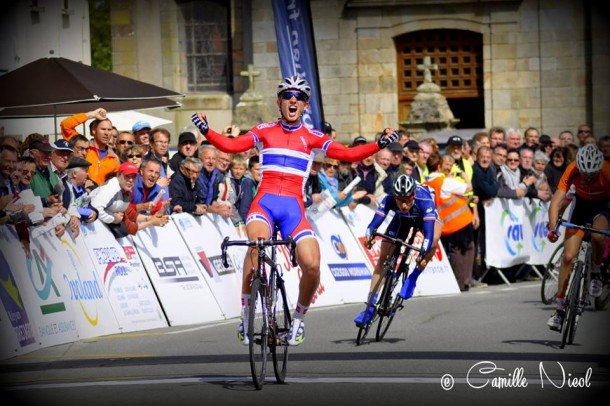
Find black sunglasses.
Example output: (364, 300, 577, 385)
(127, 154, 142, 159)
(281, 91, 308, 101)
(119, 140, 134, 145)
(324, 163, 340, 169)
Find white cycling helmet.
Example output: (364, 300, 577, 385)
(393, 175, 416, 198)
(576, 144, 603, 175)
(277, 75, 311, 99)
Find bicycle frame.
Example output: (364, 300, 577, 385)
(356, 230, 423, 345)
(221, 231, 297, 389)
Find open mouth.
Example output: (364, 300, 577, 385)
(288, 105, 298, 114)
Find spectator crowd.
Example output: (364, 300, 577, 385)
(1, 111, 608, 290)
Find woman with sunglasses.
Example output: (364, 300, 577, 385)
(318, 158, 367, 209)
(121, 145, 145, 168)
(192, 75, 399, 346)
(354, 174, 441, 326)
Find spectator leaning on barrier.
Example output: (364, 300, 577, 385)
(318, 157, 367, 209)
(90, 162, 170, 238)
(354, 144, 392, 207)
(66, 156, 98, 224)
(132, 158, 171, 215)
(197, 144, 232, 218)
(519, 146, 551, 202)
(169, 157, 207, 216)
(497, 148, 529, 199)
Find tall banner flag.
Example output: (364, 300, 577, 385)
(272, 0, 324, 130)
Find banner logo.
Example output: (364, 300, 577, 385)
(501, 209, 524, 256)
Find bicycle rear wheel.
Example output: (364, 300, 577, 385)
(560, 261, 583, 349)
(271, 275, 290, 384)
(376, 270, 402, 342)
(541, 242, 563, 304)
(356, 274, 384, 346)
(249, 277, 268, 389)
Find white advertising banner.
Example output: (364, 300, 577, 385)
(132, 221, 224, 326)
(339, 205, 459, 297)
(0, 225, 80, 350)
(37, 228, 121, 340)
(306, 208, 373, 306)
(81, 221, 168, 332)
(522, 200, 563, 265)
(484, 198, 562, 268)
(173, 213, 244, 319)
(0, 228, 40, 358)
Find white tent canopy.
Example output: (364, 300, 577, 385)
(0, 110, 172, 140)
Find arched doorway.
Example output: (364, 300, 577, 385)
(395, 29, 484, 129)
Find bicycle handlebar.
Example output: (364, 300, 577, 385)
(221, 236, 298, 268)
(369, 230, 425, 258)
(555, 218, 610, 238)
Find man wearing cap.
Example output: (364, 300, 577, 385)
(132, 121, 152, 152)
(402, 139, 423, 182)
(61, 108, 120, 186)
(323, 122, 337, 140)
(169, 131, 199, 173)
(386, 142, 404, 180)
(66, 157, 97, 224)
(91, 162, 170, 238)
(31, 140, 81, 237)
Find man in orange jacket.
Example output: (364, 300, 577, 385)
(61, 108, 120, 186)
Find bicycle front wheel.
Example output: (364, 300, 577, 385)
(561, 261, 583, 349)
(356, 274, 384, 346)
(376, 270, 402, 342)
(271, 276, 290, 384)
(541, 242, 563, 304)
(249, 277, 268, 389)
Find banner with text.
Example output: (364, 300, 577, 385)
(272, 0, 324, 130)
(81, 222, 168, 332)
(132, 221, 224, 326)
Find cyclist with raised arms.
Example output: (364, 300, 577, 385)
(355, 175, 441, 326)
(546, 144, 610, 331)
(191, 75, 399, 346)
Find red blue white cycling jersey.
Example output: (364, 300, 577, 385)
(203, 121, 379, 241)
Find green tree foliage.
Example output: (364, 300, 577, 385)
(89, 0, 112, 70)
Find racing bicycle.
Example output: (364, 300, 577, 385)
(553, 219, 610, 349)
(221, 228, 297, 390)
(356, 230, 423, 346)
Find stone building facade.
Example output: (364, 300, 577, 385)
(110, 0, 608, 144)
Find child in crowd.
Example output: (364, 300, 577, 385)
(217, 154, 256, 237)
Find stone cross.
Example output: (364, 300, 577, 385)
(417, 56, 438, 84)
(240, 64, 260, 92)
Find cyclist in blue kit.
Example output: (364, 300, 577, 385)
(355, 175, 441, 326)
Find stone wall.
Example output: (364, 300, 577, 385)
(110, 0, 608, 144)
